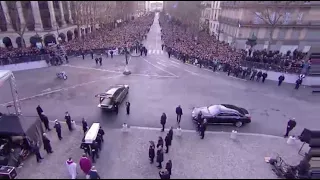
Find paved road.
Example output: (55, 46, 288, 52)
(16, 123, 306, 179)
(0, 13, 320, 137)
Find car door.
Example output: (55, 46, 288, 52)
(117, 87, 126, 103)
(213, 113, 230, 123)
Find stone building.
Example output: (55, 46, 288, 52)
(200, 1, 221, 36)
(0, 1, 116, 48)
(218, 1, 320, 53)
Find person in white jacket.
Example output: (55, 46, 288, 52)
(66, 157, 77, 179)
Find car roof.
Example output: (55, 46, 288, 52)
(220, 104, 249, 115)
(106, 88, 119, 95)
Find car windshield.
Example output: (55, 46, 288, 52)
(100, 97, 113, 105)
(208, 105, 220, 115)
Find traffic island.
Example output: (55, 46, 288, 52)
(123, 65, 131, 75)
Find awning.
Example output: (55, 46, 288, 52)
(0, 70, 12, 87)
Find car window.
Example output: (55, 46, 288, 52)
(113, 88, 123, 98)
(217, 113, 229, 117)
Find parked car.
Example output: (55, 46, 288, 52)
(95, 84, 129, 111)
(191, 104, 251, 127)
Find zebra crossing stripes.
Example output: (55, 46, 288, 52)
(147, 49, 164, 55)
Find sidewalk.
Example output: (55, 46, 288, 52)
(16, 124, 306, 179)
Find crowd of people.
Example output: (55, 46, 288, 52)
(0, 13, 155, 66)
(159, 13, 307, 74)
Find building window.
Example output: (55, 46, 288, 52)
(282, 12, 291, 25)
(297, 12, 303, 24)
(254, 12, 263, 24)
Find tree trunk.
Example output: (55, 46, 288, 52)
(267, 27, 274, 51)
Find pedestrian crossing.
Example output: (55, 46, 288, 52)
(147, 49, 165, 55)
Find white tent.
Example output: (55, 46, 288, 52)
(0, 70, 13, 87)
(0, 70, 21, 114)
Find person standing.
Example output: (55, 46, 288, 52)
(157, 136, 164, 148)
(256, 71, 262, 82)
(42, 133, 53, 154)
(197, 111, 203, 133)
(175, 105, 183, 125)
(91, 141, 99, 163)
(284, 118, 297, 137)
(164, 134, 171, 153)
(295, 78, 302, 90)
(168, 127, 173, 142)
(262, 72, 268, 83)
(88, 166, 101, 179)
(98, 127, 105, 142)
(144, 48, 148, 56)
(159, 169, 170, 179)
(278, 74, 285, 86)
(65, 55, 69, 64)
(91, 50, 94, 60)
(200, 120, 207, 139)
(80, 154, 92, 176)
(126, 102, 131, 115)
(160, 113, 167, 132)
(36, 105, 43, 118)
(165, 160, 172, 176)
(168, 50, 171, 59)
(66, 157, 77, 179)
(149, 141, 155, 164)
(161, 44, 164, 50)
(95, 58, 99, 65)
(99, 57, 102, 66)
(114, 103, 119, 114)
(53, 119, 62, 140)
(65, 112, 72, 131)
(32, 141, 43, 163)
(156, 146, 164, 169)
(82, 51, 85, 60)
(40, 112, 51, 131)
(110, 50, 114, 58)
(82, 118, 88, 134)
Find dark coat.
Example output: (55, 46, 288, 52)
(159, 171, 170, 179)
(42, 136, 52, 151)
(156, 149, 164, 163)
(166, 161, 172, 171)
(88, 170, 100, 179)
(257, 71, 262, 77)
(65, 115, 71, 124)
(288, 119, 297, 129)
(278, 75, 285, 81)
(160, 114, 167, 125)
(41, 114, 49, 123)
(36, 106, 43, 116)
(262, 73, 268, 78)
(175, 107, 183, 115)
(54, 122, 61, 132)
(157, 138, 164, 148)
(82, 120, 88, 131)
(165, 135, 171, 146)
(149, 145, 155, 158)
(98, 129, 105, 136)
(168, 129, 173, 141)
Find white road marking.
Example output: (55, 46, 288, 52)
(169, 60, 180, 65)
(42, 88, 52, 92)
(157, 61, 168, 67)
(156, 50, 160, 54)
(148, 50, 152, 54)
(129, 126, 283, 139)
(0, 75, 123, 106)
(229, 76, 248, 81)
(142, 57, 179, 78)
(184, 69, 200, 76)
(152, 50, 156, 54)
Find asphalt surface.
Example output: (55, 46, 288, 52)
(16, 123, 306, 179)
(1, 13, 320, 137)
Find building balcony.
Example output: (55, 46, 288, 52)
(219, 16, 320, 28)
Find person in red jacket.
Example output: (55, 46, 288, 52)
(79, 153, 92, 175)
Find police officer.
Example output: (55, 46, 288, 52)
(95, 58, 99, 65)
(65, 112, 72, 131)
(80, 139, 90, 156)
(53, 119, 62, 140)
(156, 146, 164, 169)
(98, 127, 105, 142)
(99, 57, 102, 66)
(200, 120, 207, 139)
(32, 142, 43, 163)
(126, 102, 131, 115)
(295, 78, 302, 90)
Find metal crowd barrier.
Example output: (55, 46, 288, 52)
(0, 54, 50, 66)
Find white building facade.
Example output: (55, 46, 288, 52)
(200, 1, 221, 35)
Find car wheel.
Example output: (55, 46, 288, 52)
(234, 121, 243, 128)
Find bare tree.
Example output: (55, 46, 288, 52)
(6, 1, 32, 48)
(253, 1, 293, 50)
